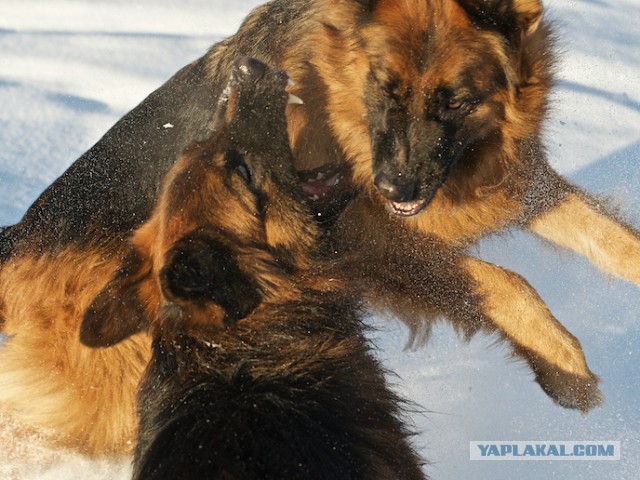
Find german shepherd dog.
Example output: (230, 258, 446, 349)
(0, 0, 636, 454)
(82, 57, 425, 480)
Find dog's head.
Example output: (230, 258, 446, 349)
(80, 57, 315, 347)
(318, 0, 551, 215)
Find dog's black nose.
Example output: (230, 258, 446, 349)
(374, 172, 416, 203)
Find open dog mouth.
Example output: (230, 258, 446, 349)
(386, 198, 429, 216)
(298, 163, 345, 201)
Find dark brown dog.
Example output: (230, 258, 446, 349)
(0, 0, 634, 454)
(83, 57, 426, 479)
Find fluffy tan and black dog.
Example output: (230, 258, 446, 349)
(82, 57, 426, 480)
(1, 0, 638, 455)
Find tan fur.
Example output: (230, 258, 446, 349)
(129, 148, 267, 328)
(126, 141, 315, 332)
(514, 0, 543, 34)
(461, 256, 601, 411)
(278, 0, 552, 244)
(530, 194, 640, 285)
(0, 250, 151, 455)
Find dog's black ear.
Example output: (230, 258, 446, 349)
(160, 232, 263, 323)
(457, 0, 543, 38)
(80, 252, 149, 348)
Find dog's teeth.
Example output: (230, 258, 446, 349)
(287, 93, 304, 105)
(284, 71, 295, 87)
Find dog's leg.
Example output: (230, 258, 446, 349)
(362, 250, 602, 412)
(528, 192, 640, 285)
(459, 256, 602, 412)
(332, 194, 602, 412)
(352, 244, 602, 412)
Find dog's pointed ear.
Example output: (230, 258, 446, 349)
(457, 0, 543, 38)
(80, 252, 150, 348)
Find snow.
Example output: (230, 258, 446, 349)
(1, 1, 639, 478)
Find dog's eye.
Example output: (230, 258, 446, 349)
(379, 83, 400, 101)
(235, 163, 251, 184)
(379, 84, 393, 97)
(447, 98, 464, 110)
(224, 149, 252, 185)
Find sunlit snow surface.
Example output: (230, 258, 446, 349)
(1, 1, 639, 478)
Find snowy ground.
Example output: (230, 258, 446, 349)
(1, 1, 639, 479)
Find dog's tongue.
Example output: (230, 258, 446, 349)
(301, 174, 341, 196)
(298, 165, 344, 200)
(301, 178, 330, 197)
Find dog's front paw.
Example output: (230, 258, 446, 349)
(535, 367, 602, 413)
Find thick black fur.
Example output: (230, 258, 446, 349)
(135, 291, 425, 480)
